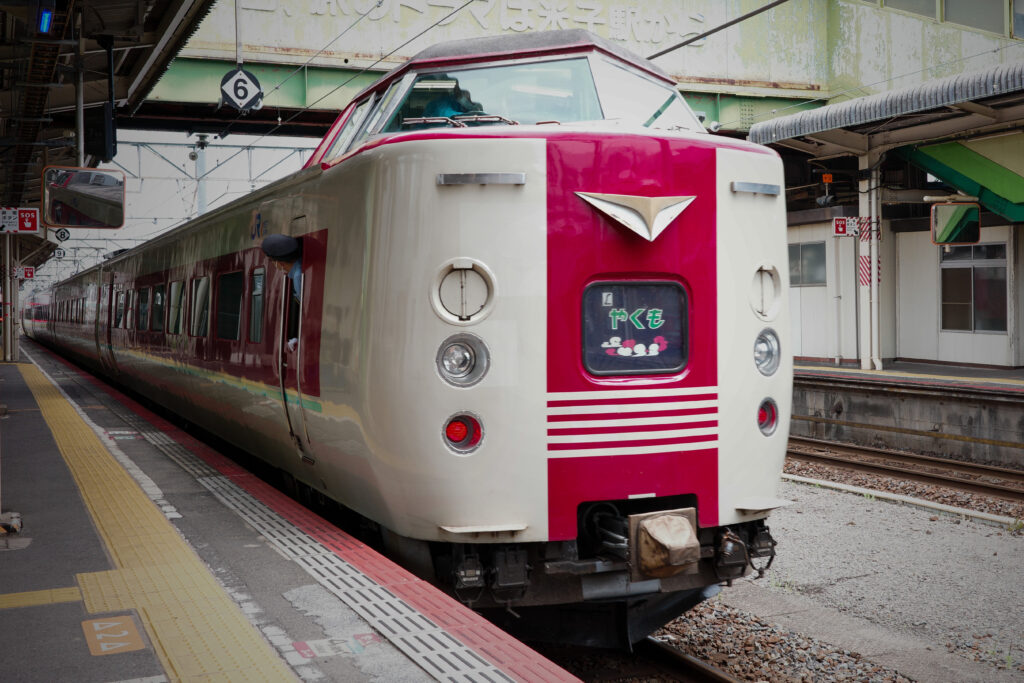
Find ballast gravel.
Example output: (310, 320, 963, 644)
(662, 478, 1024, 682)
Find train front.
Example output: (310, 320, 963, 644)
(328, 31, 792, 647)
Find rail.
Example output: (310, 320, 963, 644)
(787, 436, 1024, 502)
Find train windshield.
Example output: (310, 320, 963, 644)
(382, 58, 602, 131)
(378, 55, 703, 133)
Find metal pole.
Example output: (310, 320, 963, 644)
(76, 9, 85, 166)
(12, 238, 18, 363)
(3, 233, 10, 362)
(235, 0, 243, 67)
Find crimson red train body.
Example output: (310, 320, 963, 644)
(24, 30, 791, 646)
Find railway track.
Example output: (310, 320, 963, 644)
(787, 436, 1024, 502)
(536, 637, 741, 682)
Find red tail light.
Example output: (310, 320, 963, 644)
(757, 399, 778, 436)
(444, 414, 483, 453)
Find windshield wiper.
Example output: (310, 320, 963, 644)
(451, 114, 519, 125)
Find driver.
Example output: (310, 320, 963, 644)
(424, 84, 482, 118)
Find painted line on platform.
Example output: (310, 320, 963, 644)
(18, 361, 296, 681)
(0, 586, 82, 609)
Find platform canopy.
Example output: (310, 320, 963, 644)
(748, 61, 1024, 223)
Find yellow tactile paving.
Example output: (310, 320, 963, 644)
(0, 586, 82, 609)
(19, 363, 296, 682)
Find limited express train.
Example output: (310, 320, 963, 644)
(24, 30, 792, 646)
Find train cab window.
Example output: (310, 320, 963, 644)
(167, 281, 184, 334)
(190, 276, 210, 337)
(151, 285, 165, 332)
(323, 97, 375, 162)
(215, 271, 244, 341)
(582, 282, 688, 375)
(137, 288, 150, 330)
(590, 57, 704, 132)
(249, 268, 265, 343)
(114, 292, 126, 328)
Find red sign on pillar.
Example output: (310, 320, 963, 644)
(18, 208, 39, 233)
(832, 217, 849, 236)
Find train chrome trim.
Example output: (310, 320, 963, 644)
(575, 191, 696, 242)
(730, 181, 781, 196)
(437, 172, 526, 185)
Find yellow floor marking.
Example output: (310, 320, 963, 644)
(0, 586, 82, 609)
(20, 363, 295, 682)
(82, 615, 145, 656)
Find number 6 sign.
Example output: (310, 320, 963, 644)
(220, 67, 263, 112)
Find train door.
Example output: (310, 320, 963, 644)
(277, 220, 314, 462)
(97, 272, 118, 375)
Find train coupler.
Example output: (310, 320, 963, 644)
(748, 525, 777, 578)
(491, 548, 530, 602)
(713, 529, 748, 584)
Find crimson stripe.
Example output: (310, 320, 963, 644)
(548, 420, 718, 436)
(548, 433, 717, 450)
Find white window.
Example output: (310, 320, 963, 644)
(789, 242, 827, 286)
(940, 243, 1007, 332)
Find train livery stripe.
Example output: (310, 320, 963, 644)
(546, 386, 719, 401)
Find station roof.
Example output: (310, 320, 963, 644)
(748, 61, 1024, 159)
(0, 0, 217, 268)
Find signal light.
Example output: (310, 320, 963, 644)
(443, 414, 482, 453)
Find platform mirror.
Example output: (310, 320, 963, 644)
(931, 202, 979, 246)
(42, 166, 125, 229)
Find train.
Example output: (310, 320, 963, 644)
(23, 29, 792, 647)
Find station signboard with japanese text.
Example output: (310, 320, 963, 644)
(1, 207, 40, 233)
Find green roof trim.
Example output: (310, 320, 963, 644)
(896, 145, 1024, 223)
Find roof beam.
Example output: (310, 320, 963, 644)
(951, 101, 999, 120)
(804, 128, 869, 154)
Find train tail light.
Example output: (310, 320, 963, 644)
(757, 398, 778, 436)
(444, 413, 483, 453)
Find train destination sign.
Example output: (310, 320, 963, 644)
(221, 67, 263, 112)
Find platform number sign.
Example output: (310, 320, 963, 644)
(54, 248, 66, 259)
(221, 67, 263, 112)
(54, 228, 71, 242)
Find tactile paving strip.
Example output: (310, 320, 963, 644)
(202, 474, 512, 681)
(32, 349, 577, 683)
(19, 363, 296, 683)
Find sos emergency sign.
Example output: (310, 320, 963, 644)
(1, 207, 39, 233)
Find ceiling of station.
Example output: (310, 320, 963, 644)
(0, 0, 229, 211)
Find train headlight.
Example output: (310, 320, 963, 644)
(757, 398, 779, 436)
(753, 328, 780, 376)
(436, 333, 489, 387)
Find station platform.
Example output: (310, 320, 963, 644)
(0, 340, 576, 682)
(792, 360, 1024, 468)
(796, 360, 1024, 396)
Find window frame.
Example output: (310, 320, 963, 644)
(248, 266, 266, 344)
(789, 241, 828, 287)
(189, 276, 210, 338)
(939, 242, 1008, 334)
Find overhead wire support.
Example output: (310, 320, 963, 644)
(647, 0, 794, 60)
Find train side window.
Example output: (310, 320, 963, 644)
(167, 281, 184, 334)
(126, 291, 135, 329)
(190, 276, 210, 337)
(249, 267, 265, 343)
(137, 288, 150, 330)
(114, 292, 126, 328)
(152, 284, 165, 332)
(216, 271, 244, 340)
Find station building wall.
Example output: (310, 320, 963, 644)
(790, 222, 1022, 368)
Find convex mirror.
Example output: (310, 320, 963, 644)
(931, 202, 979, 245)
(42, 166, 125, 229)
